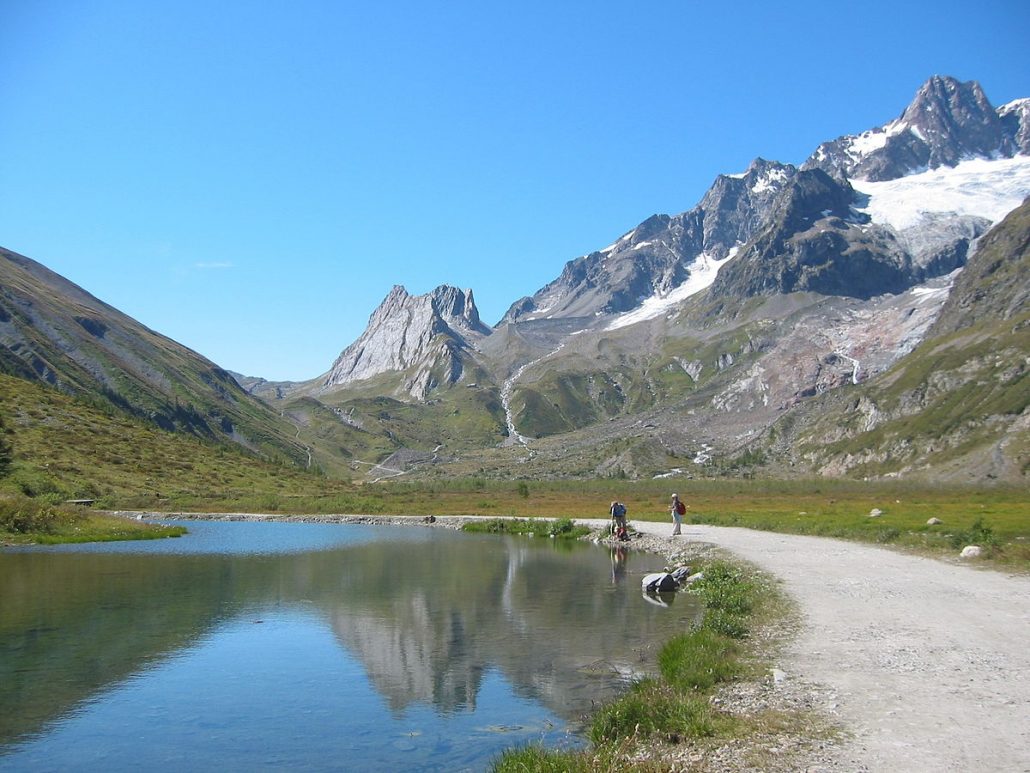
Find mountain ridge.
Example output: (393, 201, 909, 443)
(3, 74, 1028, 484)
(0, 246, 307, 465)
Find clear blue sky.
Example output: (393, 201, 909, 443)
(2, 1, 1028, 381)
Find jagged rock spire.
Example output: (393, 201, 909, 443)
(323, 284, 488, 399)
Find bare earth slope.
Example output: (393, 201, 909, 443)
(619, 520, 1030, 772)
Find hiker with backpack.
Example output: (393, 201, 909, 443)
(670, 493, 685, 536)
(610, 500, 629, 540)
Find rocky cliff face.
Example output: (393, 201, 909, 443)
(504, 78, 1028, 332)
(999, 98, 1030, 154)
(500, 158, 799, 324)
(928, 197, 1030, 335)
(322, 285, 489, 399)
(804, 76, 1026, 182)
(772, 199, 1030, 482)
(705, 169, 915, 301)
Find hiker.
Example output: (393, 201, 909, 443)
(670, 493, 685, 536)
(610, 500, 628, 539)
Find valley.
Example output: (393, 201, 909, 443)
(1, 76, 1028, 491)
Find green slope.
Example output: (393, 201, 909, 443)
(0, 374, 354, 510)
(0, 246, 306, 465)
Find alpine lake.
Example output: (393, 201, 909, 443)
(0, 519, 699, 772)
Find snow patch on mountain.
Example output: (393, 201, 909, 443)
(1000, 97, 1030, 113)
(845, 118, 911, 161)
(606, 248, 739, 331)
(751, 167, 790, 194)
(852, 155, 1030, 231)
(601, 229, 636, 254)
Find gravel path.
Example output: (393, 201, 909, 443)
(613, 519, 1030, 772)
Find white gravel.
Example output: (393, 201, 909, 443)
(612, 519, 1030, 772)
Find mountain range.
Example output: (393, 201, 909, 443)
(2, 75, 1028, 484)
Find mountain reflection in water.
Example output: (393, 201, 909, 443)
(0, 520, 699, 769)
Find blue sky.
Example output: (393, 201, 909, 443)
(2, 1, 1028, 381)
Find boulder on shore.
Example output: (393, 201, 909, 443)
(642, 572, 679, 593)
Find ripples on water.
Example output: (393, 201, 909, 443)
(0, 520, 698, 771)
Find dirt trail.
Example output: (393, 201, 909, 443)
(620, 520, 1030, 772)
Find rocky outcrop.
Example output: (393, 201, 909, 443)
(929, 198, 1030, 335)
(323, 285, 489, 399)
(708, 170, 912, 300)
(500, 159, 798, 324)
(804, 76, 1025, 182)
(999, 98, 1030, 154)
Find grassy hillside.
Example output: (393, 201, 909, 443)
(0, 374, 356, 512)
(2, 374, 1026, 567)
(779, 200, 1030, 483)
(284, 373, 508, 470)
(794, 317, 1029, 480)
(0, 246, 307, 465)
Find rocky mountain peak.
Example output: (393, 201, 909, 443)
(499, 158, 802, 326)
(322, 284, 488, 399)
(998, 98, 1030, 154)
(698, 158, 798, 254)
(372, 284, 489, 339)
(706, 169, 909, 301)
(804, 75, 1023, 182)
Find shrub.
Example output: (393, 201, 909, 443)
(491, 745, 588, 773)
(8, 467, 63, 498)
(462, 517, 589, 540)
(703, 608, 750, 639)
(689, 561, 754, 616)
(0, 494, 70, 534)
(876, 526, 901, 543)
(0, 414, 12, 478)
(548, 517, 575, 536)
(949, 517, 999, 551)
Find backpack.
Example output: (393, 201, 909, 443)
(614, 503, 627, 517)
(675, 500, 686, 516)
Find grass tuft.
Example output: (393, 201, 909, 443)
(492, 556, 765, 770)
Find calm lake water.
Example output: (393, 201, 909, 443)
(0, 520, 698, 771)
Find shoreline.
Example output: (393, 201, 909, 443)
(117, 510, 838, 770)
(121, 510, 1030, 770)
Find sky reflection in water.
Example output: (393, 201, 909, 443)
(0, 520, 698, 771)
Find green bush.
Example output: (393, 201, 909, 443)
(703, 608, 750, 639)
(8, 467, 63, 498)
(688, 561, 754, 616)
(876, 526, 901, 543)
(0, 414, 12, 478)
(0, 494, 68, 534)
(462, 517, 589, 540)
(950, 517, 999, 551)
(548, 517, 576, 536)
